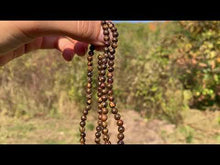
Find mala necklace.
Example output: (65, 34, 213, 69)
(79, 21, 125, 144)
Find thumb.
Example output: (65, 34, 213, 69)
(21, 21, 105, 46)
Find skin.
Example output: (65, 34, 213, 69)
(0, 21, 105, 66)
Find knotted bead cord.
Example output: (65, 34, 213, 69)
(79, 21, 125, 144)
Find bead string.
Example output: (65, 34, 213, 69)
(79, 21, 125, 144)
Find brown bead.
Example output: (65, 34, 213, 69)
(86, 88, 91, 94)
(104, 47, 109, 53)
(102, 58, 107, 64)
(98, 109, 102, 114)
(86, 94, 92, 99)
(96, 126, 102, 132)
(111, 26, 117, 32)
(117, 120, 123, 126)
(112, 43, 118, 49)
(101, 21, 106, 25)
(87, 99, 92, 105)
(80, 121, 86, 127)
(102, 108, 108, 114)
(101, 114, 108, 121)
(112, 37, 118, 43)
(102, 128, 108, 134)
(118, 126, 125, 133)
(100, 83, 106, 89)
(108, 90, 113, 95)
(87, 83, 92, 88)
(101, 64, 107, 70)
(81, 132, 86, 138)
(104, 36, 110, 41)
(107, 78, 113, 83)
(105, 41, 110, 47)
(83, 110, 88, 115)
(87, 56, 93, 61)
(97, 92, 102, 97)
(79, 127, 85, 132)
(98, 114, 102, 120)
(80, 138, 85, 144)
(98, 104, 102, 109)
(81, 115, 87, 121)
(98, 97, 102, 103)
(111, 108, 118, 114)
(109, 48, 115, 55)
(88, 51, 94, 56)
(103, 135, 110, 141)
(99, 76, 106, 82)
(97, 65, 102, 70)
(107, 72, 113, 77)
(97, 120, 102, 125)
(108, 60, 114, 66)
(98, 87, 102, 93)
(117, 140, 124, 145)
(117, 133, 124, 140)
(102, 102, 108, 108)
(114, 114, 121, 120)
(87, 77, 92, 83)
(87, 62, 93, 66)
(102, 95, 107, 101)
(99, 70, 106, 76)
(98, 60, 102, 65)
(109, 102, 116, 108)
(113, 32, 119, 37)
(102, 89, 108, 95)
(108, 22, 114, 28)
(86, 105, 91, 110)
(95, 138, 100, 143)
(107, 84, 113, 89)
(109, 96, 114, 101)
(87, 66, 93, 72)
(98, 54, 103, 60)
(95, 132, 101, 138)
(108, 67, 114, 72)
(104, 53, 108, 58)
(102, 24, 108, 30)
(102, 122, 107, 128)
(87, 72, 93, 77)
(109, 54, 115, 60)
(103, 30, 109, 35)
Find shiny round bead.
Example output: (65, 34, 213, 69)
(102, 58, 107, 64)
(101, 114, 108, 121)
(102, 128, 108, 134)
(112, 43, 118, 49)
(101, 21, 106, 25)
(87, 62, 93, 66)
(109, 48, 115, 55)
(81, 115, 87, 121)
(101, 64, 107, 70)
(97, 92, 102, 97)
(101, 102, 108, 108)
(102, 122, 107, 128)
(117, 140, 124, 145)
(109, 102, 116, 108)
(83, 110, 88, 115)
(79, 127, 85, 132)
(99, 70, 106, 76)
(102, 95, 107, 101)
(113, 32, 119, 37)
(114, 114, 121, 120)
(87, 56, 93, 61)
(108, 22, 114, 28)
(98, 60, 102, 65)
(103, 135, 110, 140)
(87, 77, 92, 83)
(98, 108, 102, 114)
(99, 76, 106, 82)
(109, 54, 115, 60)
(98, 54, 103, 60)
(107, 78, 113, 83)
(80, 121, 86, 127)
(80, 138, 85, 144)
(95, 132, 101, 138)
(102, 108, 108, 114)
(112, 37, 118, 43)
(95, 138, 100, 143)
(118, 126, 125, 133)
(117, 120, 123, 126)
(86, 88, 91, 94)
(109, 96, 114, 101)
(98, 104, 102, 109)
(104, 30, 109, 35)
(104, 47, 109, 53)
(97, 65, 102, 70)
(111, 26, 117, 32)
(104, 36, 110, 41)
(81, 132, 86, 138)
(87, 66, 93, 72)
(98, 114, 102, 120)
(108, 67, 114, 72)
(86, 105, 91, 110)
(107, 84, 113, 89)
(88, 51, 94, 56)
(102, 24, 108, 30)
(87, 99, 92, 105)
(108, 60, 114, 66)
(100, 83, 106, 89)
(87, 83, 92, 88)
(104, 53, 108, 58)
(102, 89, 108, 95)
(96, 126, 102, 132)
(108, 90, 113, 95)
(107, 72, 113, 77)
(98, 97, 102, 103)
(111, 108, 118, 114)
(105, 41, 110, 47)
(97, 120, 102, 125)
(86, 93, 92, 99)
(117, 133, 124, 140)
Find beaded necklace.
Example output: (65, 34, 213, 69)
(79, 21, 125, 144)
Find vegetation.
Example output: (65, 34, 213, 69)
(0, 21, 219, 143)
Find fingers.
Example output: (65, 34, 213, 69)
(19, 21, 105, 46)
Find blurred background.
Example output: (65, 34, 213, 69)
(0, 21, 219, 144)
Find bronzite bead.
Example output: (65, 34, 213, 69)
(79, 21, 125, 145)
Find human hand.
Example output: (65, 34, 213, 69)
(0, 21, 105, 66)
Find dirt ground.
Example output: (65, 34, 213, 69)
(0, 108, 220, 144)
